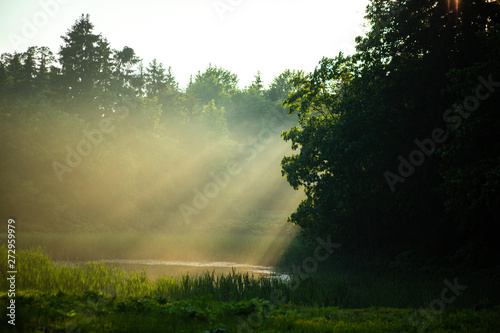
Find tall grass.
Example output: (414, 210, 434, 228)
(0, 246, 150, 296)
(0, 246, 290, 301)
(277, 236, 500, 309)
(0, 246, 352, 306)
(1, 245, 498, 309)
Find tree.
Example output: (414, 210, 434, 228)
(35, 46, 56, 92)
(0, 47, 56, 104)
(437, 20, 500, 267)
(266, 69, 299, 103)
(58, 14, 112, 116)
(130, 61, 146, 96)
(186, 64, 238, 108)
(20, 47, 36, 96)
(201, 99, 229, 138)
(145, 59, 166, 98)
(247, 71, 263, 94)
(0, 52, 23, 101)
(112, 46, 141, 94)
(281, 0, 500, 266)
(0, 61, 6, 99)
(157, 66, 182, 123)
(165, 66, 178, 92)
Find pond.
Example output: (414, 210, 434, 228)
(70, 259, 291, 282)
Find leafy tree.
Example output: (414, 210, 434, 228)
(157, 66, 182, 123)
(227, 87, 273, 140)
(247, 71, 264, 94)
(281, 0, 500, 266)
(112, 46, 141, 94)
(186, 64, 238, 108)
(177, 89, 201, 122)
(201, 99, 229, 138)
(266, 69, 299, 103)
(437, 21, 500, 266)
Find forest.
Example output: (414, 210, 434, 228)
(0, 15, 305, 236)
(1, 0, 500, 332)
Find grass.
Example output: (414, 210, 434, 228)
(3, 291, 499, 332)
(0, 245, 341, 304)
(1, 246, 499, 332)
(277, 234, 500, 309)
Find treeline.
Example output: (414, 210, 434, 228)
(282, 0, 500, 268)
(3, 2, 500, 270)
(0, 14, 300, 232)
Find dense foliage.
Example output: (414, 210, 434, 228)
(281, 0, 500, 268)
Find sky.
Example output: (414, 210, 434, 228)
(0, 0, 370, 89)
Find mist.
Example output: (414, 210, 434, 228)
(0, 29, 305, 270)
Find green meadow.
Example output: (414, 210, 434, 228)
(1, 240, 499, 332)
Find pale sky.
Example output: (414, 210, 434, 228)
(0, 0, 369, 89)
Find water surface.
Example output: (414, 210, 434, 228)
(92, 259, 291, 281)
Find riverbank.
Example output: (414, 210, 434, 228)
(1, 246, 499, 332)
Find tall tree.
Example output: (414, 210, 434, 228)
(58, 14, 112, 116)
(281, 0, 500, 266)
(145, 59, 166, 97)
(35, 46, 56, 92)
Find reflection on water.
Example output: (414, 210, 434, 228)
(92, 259, 291, 282)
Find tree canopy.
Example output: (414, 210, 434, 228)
(281, 0, 500, 268)
(0, 14, 300, 233)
